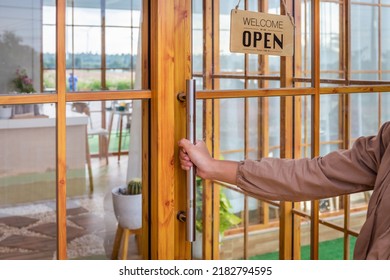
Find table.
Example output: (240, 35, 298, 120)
(0, 111, 89, 205)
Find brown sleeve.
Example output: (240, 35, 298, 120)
(236, 122, 390, 202)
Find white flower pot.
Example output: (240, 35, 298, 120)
(112, 186, 142, 230)
(0, 107, 12, 119)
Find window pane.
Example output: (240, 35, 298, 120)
(320, 95, 341, 155)
(106, 27, 137, 59)
(351, 5, 378, 73)
(298, 0, 312, 79)
(301, 95, 312, 159)
(64, 0, 143, 92)
(0, 1, 45, 95)
(381, 7, 390, 71)
(192, 29, 203, 73)
(43, 1, 56, 25)
(70, 0, 101, 26)
(220, 98, 245, 160)
(0, 103, 56, 259)
(67, 26, 102, 62)
(66, 99, 143, 260)
(106, 0, 141, 27)
(350, 93, 379, 141)
(320, 2, 342, 79)
(382, 92, 390, 122)
(67, 69, 101, 91)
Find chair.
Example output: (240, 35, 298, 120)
(107, 101, 132, 162)
(111, 224, 141, 260)
(72, 102, 109, 192)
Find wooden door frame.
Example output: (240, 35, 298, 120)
(149, 0, 192, 259)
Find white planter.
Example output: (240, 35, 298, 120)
(0, 107, 12, 119)
(112, 186, 142, 230)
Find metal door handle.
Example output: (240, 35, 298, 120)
(186, 79, 196, 242)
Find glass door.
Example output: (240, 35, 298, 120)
(188, 0, 390, 261)
(0, 0, 151, 260)
(188, 0, 299, 260)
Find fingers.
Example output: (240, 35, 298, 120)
(178, 138, 194, 170)
(179, 149, 191, 162)
(180, 164, 191, 171)
(178, 138, 192, 150)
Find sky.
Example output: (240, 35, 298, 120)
(43, 6, 141, 55)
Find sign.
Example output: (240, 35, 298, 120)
(230, 9, 294, 56)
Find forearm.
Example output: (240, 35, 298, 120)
(204, 159, 238, 185)
(237, 151, 376, 202)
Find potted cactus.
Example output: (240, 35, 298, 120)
(111, 178, 142, 230)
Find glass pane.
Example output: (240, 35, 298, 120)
(43, 70, 56, 93)
(248, 0, 259, 11)
(320, 94, 341, 155)
(382, 7, 390, 72)
(65, 0, 143, 92)
(248, 97, 260, 160)
(192, 30, 203, 74)
(382, 92, 390, 122)
(298, 0, 312, 79)
(106, 0, 141, 27)
(269, 97, 280, 157)
(320, 2, 342, 79)
(220, 98, 245, 160)
(106, 26, 138, 66)
(43, 25, 56, 91)
(352, 0, 378, 3)
(43, 1, 56, 25)
(0, 103, 56, 259)
(195, 99, 203, 141)
(106, 70, 133, 90)
(193, 177, 203, 260)
(72, 27, 102, 58)
(67, 69, 101, 91)
(350, 93, 379, 141)
(66, 99, 143, 260)
(0, 1, 49, 95)
(70, 0, 101, 26)
(351, 5, 378, 73)
(192, 0, 202, 77)
(300, 95, 312, 158)
(218, 186, 245, 260)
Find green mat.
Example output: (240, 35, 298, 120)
(250, 236, 357, 260)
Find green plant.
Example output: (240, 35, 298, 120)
(118, 178, 142, 195)
(127, 178, 142, 195)
(195, 178, 241, 236)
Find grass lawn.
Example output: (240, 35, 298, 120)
(250, 236, 357, 260)
(88, 131, 130, 154)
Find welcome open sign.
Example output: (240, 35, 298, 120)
(230, 9, 294, 56)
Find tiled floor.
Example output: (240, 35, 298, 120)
(0, 154, 137, 260)
(0, 197, 109, 260)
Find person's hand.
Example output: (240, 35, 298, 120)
(178, 139, 214, 180)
